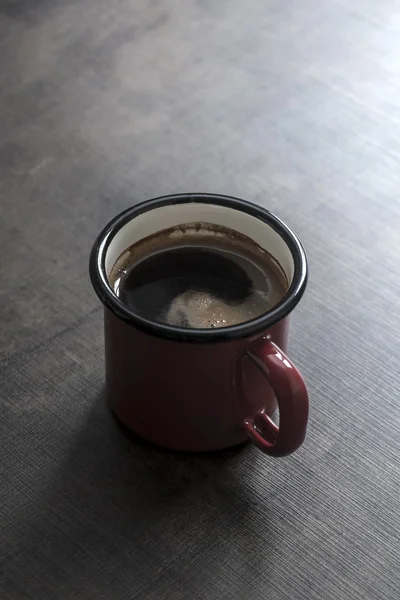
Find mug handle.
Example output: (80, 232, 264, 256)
(242, 338, 309, 457)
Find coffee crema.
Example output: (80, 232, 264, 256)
(109, 223, 288, 329)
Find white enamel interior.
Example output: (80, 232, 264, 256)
(105, 203, 294, 284)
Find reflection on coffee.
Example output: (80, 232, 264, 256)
(109, 223, 288, 329)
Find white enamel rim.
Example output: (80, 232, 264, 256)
(89, 194, 308, 342)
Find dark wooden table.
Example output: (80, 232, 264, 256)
(1, 1, 400, 598)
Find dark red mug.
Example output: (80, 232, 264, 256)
(90, 194, 308, 456)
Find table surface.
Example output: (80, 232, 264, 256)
(1, 1, 400, 599)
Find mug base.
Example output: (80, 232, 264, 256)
(111, 405, 249, 453)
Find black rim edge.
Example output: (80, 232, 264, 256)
(89, 193, 308, 343)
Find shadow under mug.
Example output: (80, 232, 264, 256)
(90, 194, 308, 457)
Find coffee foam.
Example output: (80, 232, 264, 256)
(162, 288, 270, 329)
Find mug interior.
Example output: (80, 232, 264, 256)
(104, 203, 295, 285)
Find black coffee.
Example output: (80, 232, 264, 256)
(109, 223, 288, 329)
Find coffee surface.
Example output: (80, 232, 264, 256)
(109, 223, 288, 329)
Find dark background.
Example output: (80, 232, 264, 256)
(1, 1, 400, 598)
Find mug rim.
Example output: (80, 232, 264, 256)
(89, 193, 308, 342)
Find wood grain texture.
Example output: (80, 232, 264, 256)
(1, 0, 400, 598)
